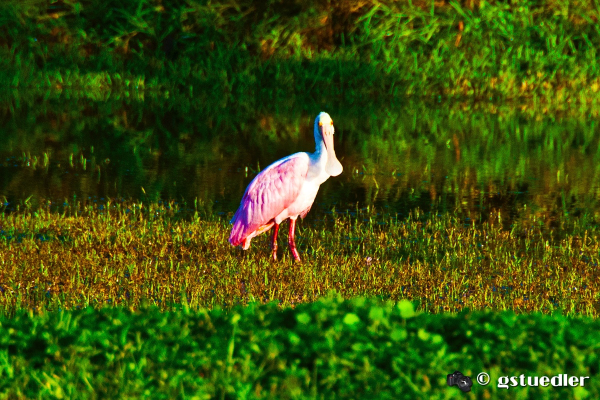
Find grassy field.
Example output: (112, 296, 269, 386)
(3, 1, 600, 398)
(2, 0, 600, 111)
(1, 199, 599, 317)
(1, 296, 599, 399)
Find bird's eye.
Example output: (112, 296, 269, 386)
(318, 121, 323, 127)
(330, 120, 334, 125)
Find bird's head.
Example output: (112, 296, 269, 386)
(314, 112, 343, 176)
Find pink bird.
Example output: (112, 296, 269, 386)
(229, 112, 343, 262)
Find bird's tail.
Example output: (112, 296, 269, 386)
(229, 208, 244, 247)
(230, 208, 275, 250)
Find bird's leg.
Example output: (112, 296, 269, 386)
(288, 218, 301, 262)
(271, 222, 279, 261)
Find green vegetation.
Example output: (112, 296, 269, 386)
(2, 0, 600, 110)
(0, 295, 598, 399)
(1, 199, 599, 317)
(3, 1, 600, 397)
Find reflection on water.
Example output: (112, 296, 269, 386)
(1, 92, 600, 228)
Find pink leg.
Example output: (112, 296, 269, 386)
(288, 218, 301, 262)
(271, 222, 279, 261)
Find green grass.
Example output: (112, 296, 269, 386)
(1, 199, 599, 317)
(1, 295, 599, 399)
(3, 3, 600, 396)
(2, 0, 600, 110)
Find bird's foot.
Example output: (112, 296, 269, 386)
(291, 248, 301, 263)
(271, 242, 278, 261)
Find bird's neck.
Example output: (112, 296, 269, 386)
(314, 139, 327, 160)
(315, 140, 327, 156)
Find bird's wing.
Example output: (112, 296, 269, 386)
(229, 153, 309, 246)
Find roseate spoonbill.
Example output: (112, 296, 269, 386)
(229, 112, 343, 262)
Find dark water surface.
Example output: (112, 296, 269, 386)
(1, 92, 599, 227)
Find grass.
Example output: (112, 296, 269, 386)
(1, 199, 599, 317)
(3, 2, 600, 395)
(2, 0, 600, 110)
(1, 296, 599, 399)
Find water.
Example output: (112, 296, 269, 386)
(1, 92, 600, 226)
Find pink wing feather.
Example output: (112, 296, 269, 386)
(229, 155, 309, 248)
